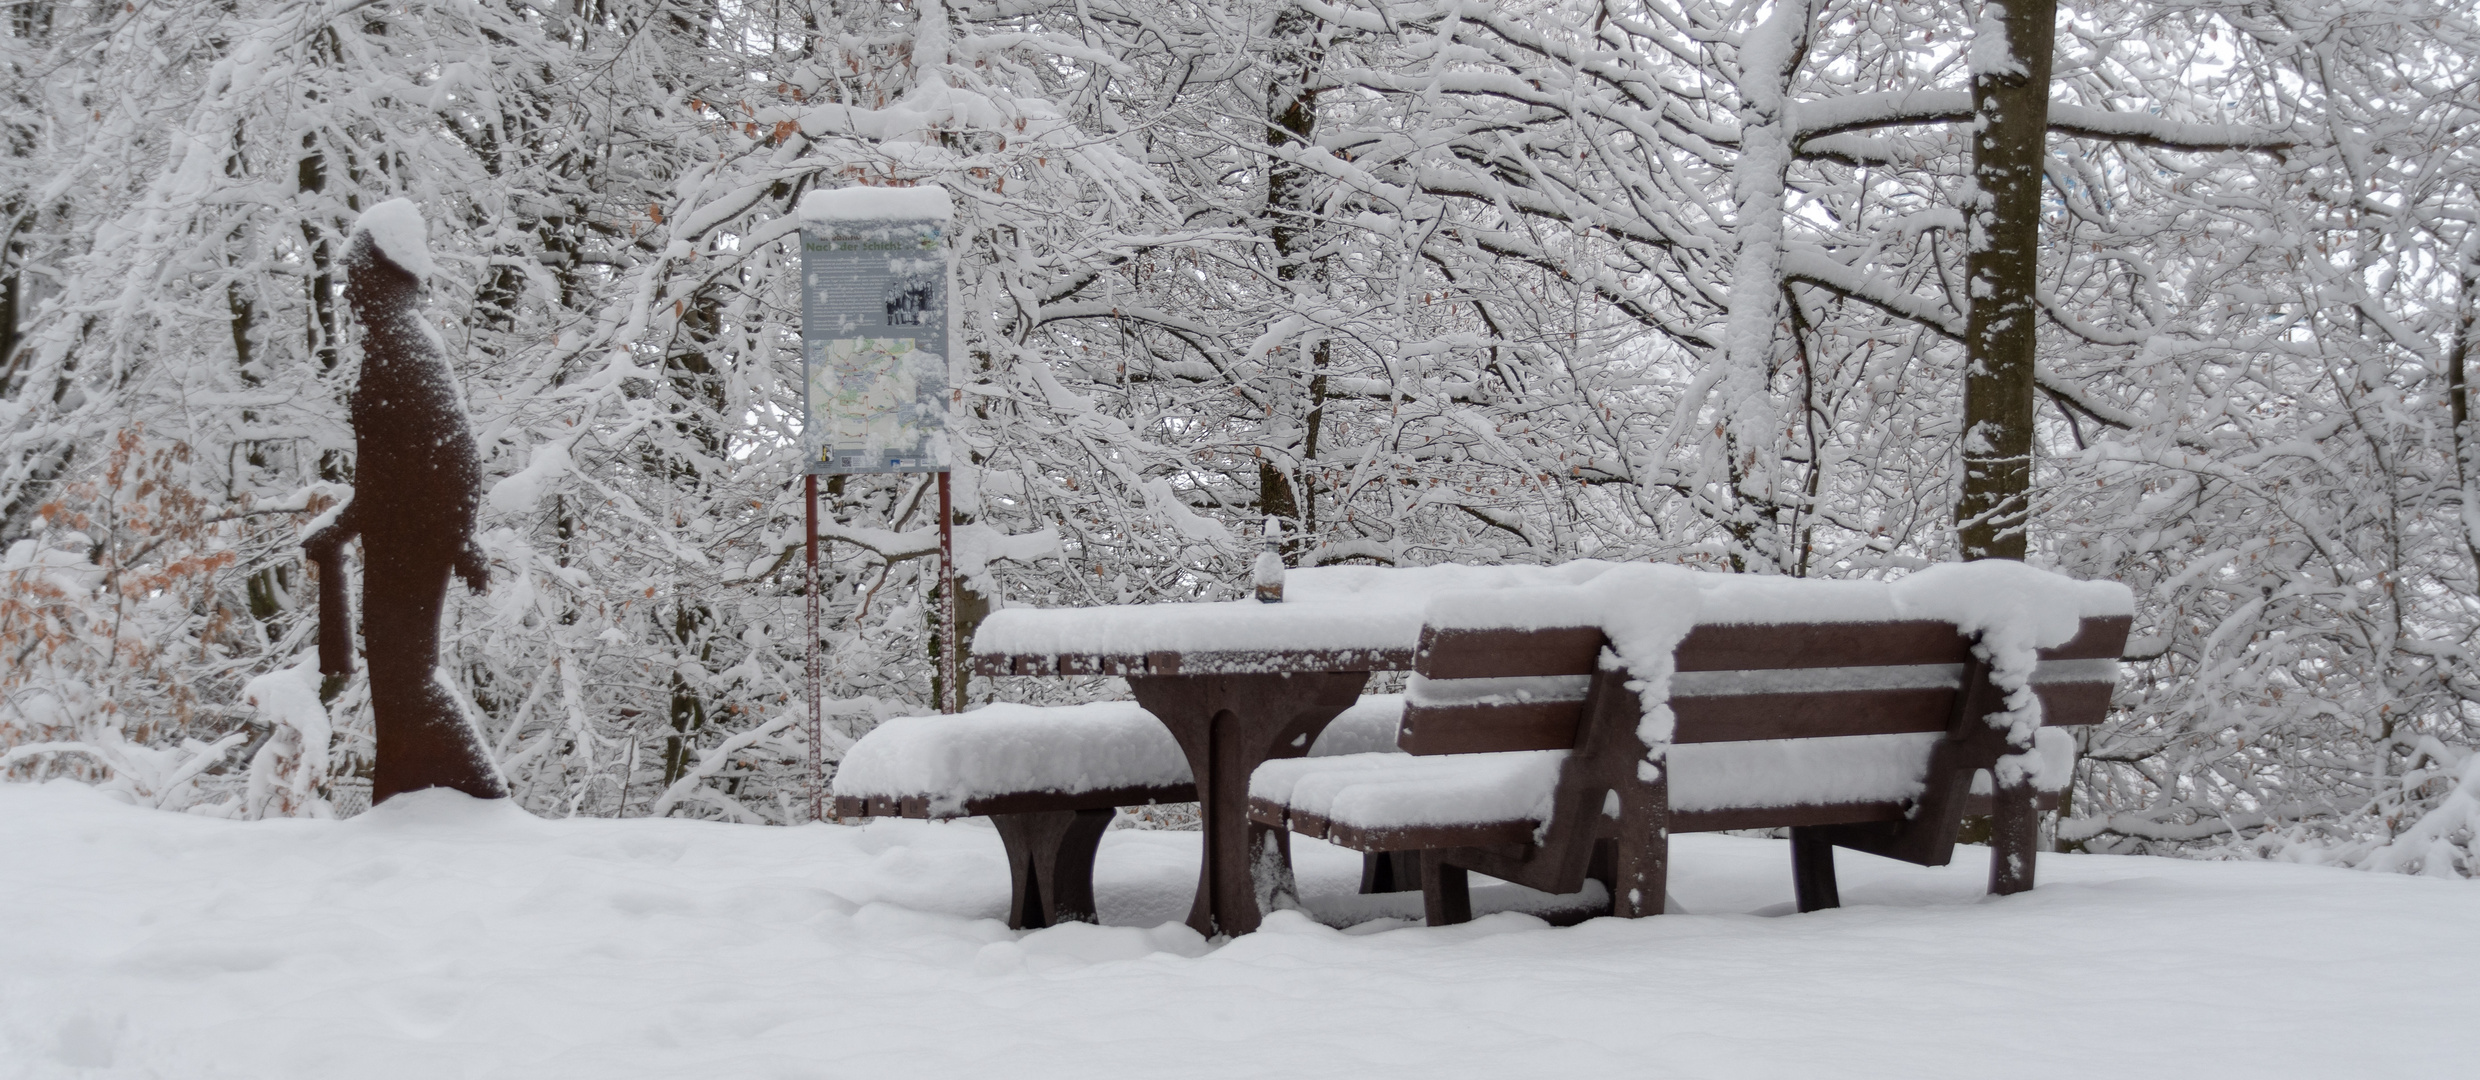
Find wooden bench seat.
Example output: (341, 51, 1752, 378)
(1254, 730, 2074, 850)
(832, 696, 1406, 928)
(1248, 599, 2130, 926)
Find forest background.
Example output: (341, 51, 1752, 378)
(3, 0, 2476, 877)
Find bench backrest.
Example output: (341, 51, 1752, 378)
(1400, 615, 2131, 756)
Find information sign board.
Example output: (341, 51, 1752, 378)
(799, 190, 952, 474)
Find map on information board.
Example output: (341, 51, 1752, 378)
(798, 191, 951, 474)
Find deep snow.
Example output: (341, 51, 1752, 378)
(1, 782, 2471, 1078)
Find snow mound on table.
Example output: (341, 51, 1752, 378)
(972, 600, 1433, 660)
(981, 561, 2128, 660)
(974, 562, 1637, 660)
(1287, 560, 1622, 602)
(797, 184, 952, 223)
(833, 702, 1190, 815)
(350, 198, 434, 279)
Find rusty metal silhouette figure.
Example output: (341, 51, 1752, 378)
(303, 201, 507, 803)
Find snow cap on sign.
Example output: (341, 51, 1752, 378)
(350, 198, 436, 280)
(797, 184, 953, 224)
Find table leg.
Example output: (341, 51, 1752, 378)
(1128, 671, 1369, 936)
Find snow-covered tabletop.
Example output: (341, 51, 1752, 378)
(971, 562, 1628, 674)
(971, 559, 2133, 679)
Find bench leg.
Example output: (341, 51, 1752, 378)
(1609, 774, 1669, 918)
(1421, 859, 1473, 926)
(1360, 850, 1423, 894)
(1790, 826, 1841, 912)
(1988, 779, 2040, 896)
(991, 808, 1114, 930)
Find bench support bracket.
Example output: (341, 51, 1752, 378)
(1988, 778, 2040, 896)
(1790, 826, 1842, 912)
(1421, 859, 1472, 926)
(992, 808, 1115, 929)
(1360, 851, 1423, 893)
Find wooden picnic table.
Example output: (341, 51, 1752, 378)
(971, 599, 1426, 936)
(948, 559, 2142, 937)
(967, 563, 1667, 934)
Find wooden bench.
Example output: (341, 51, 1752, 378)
(830, 697, 1406, 929)
(1248, 607, 2130, 925)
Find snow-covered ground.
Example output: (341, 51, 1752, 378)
(2, 782, 2471, 1079)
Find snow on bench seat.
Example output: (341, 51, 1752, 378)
(1251, 729, 2075, 848)
(1671, 727, 2074, 811)
(1252, 751, 1569, 848)
(833, 695, 1409, 820)
(833, 702, 1193, 818)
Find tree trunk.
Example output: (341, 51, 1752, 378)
(1261, 3, 1322, 562)
(1956, 0, 2056, 562)
(2448, 256, 2478, 583)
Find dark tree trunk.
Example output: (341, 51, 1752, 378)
(304, 206, 505, 803)
(1260, 4, 1324, 562)
(1956, 0, 2057, 562)
(2449, 260, 2478, 582)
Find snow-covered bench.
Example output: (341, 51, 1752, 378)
(1247, 569, 2132, 926)
(831, 696, 1405, 928)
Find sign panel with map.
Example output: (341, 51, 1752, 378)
(799, 202, 950, 474)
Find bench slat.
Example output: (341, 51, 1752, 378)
(1674, 620, 1969, 672)
(1666, 679, 2116, 743)
(1669, 687, 1961, 743)
(1417, 659, 2120, 750)
(1414, 625, 1602, 679)
(1668, 614, 2134, 671)
(1398, 701, 1583, 755)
